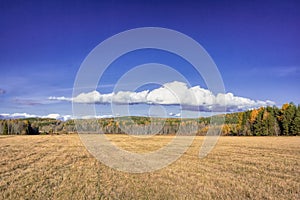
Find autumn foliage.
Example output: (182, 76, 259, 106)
(0, 103, 299, 136)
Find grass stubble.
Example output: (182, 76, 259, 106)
(0, 134, 299, 199)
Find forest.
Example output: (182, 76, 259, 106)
(0, 103, 299, 136)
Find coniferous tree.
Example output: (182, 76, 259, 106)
(279, 103, 296, 135)
(290, 105, 300, 135)
(3, 122, 8, 135)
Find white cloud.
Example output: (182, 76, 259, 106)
(10, 113, 37, 118)
(0, 113, 116, 121)
(49, 81, 275, 112)
(113, 90, 148, 104)
(169, 112, 181, 117)
(0, 113, 68, 121)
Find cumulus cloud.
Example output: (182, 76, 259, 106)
(0, 113, 115, 121)
(49, 81, 275, 112)
(0, 113, 53, 120)
(0, 113, 37, 119)
(169, 112, 181, 117)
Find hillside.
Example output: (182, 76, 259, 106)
(0, 103, 299, 136)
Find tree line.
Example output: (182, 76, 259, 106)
(0, 103, 299, 136)
(222, 103, 300, 136)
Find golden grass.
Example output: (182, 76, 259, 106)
(0, 135, 299, 199)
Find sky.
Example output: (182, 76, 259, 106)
(0, 0, 299, 119)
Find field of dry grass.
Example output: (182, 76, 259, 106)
(0, 135, 299, 199)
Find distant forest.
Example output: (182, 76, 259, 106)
(0, 103, 299, 136)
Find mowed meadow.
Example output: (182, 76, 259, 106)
(0, 135, 299, 199)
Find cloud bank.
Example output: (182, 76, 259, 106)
(0, 113, 118, 121)
(49, 81, 275, 112)
(0, 113, 73, 121)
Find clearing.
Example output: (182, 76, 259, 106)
(0, 135, 299, 199)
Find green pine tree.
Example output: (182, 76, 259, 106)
(290, 105, 300, 135)
(3, 122, 8, 135)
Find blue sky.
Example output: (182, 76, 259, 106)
(0, 0, 299, 118)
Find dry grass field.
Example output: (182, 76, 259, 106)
(0, 135, 299, 199)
